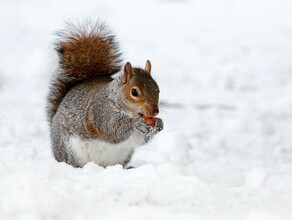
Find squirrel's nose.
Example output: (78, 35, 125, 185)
(144, 104, 159, 117)
(152, 104, 159, 116)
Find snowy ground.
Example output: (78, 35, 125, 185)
(1, 0, 292, 219)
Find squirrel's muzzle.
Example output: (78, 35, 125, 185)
(144, 103, 159, 117)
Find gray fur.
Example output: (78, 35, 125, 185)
(48, 21, 163, 168)
(51, 75, 163, 168)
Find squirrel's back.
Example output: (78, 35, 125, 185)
(47, 21, 122, 124)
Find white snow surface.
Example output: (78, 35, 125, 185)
(1, 0, 292, 219)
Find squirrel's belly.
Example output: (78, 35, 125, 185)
(67, 131, 145, 167)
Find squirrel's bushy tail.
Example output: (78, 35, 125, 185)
(47, 21, 122, 124)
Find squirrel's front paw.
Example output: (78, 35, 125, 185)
(135, 117, 163, 136)
(153, 118, 163, 133)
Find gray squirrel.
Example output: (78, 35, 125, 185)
(47, 22, 163, 168)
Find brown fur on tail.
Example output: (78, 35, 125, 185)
(47, 21, 122, 124)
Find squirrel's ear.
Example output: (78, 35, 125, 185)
(122, 62, 133, 84)
(145, 60, 151, 75)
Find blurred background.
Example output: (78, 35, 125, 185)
(0, 0, 292, 219)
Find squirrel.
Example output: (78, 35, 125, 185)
(47, 21, 163, 168)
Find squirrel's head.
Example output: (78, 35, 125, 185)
(121, 60, 160, 118)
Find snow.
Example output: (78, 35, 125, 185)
(244, 167, 266, 189)
(1, 0, 292, 219)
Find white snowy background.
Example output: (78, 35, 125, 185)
(1, 0, 292, 219)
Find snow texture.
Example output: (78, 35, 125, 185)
(1, 0, 292, 219)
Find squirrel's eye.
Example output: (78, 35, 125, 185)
(131, 88, 139, 97)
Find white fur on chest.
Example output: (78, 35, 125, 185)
(67, 131, 145, 167)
